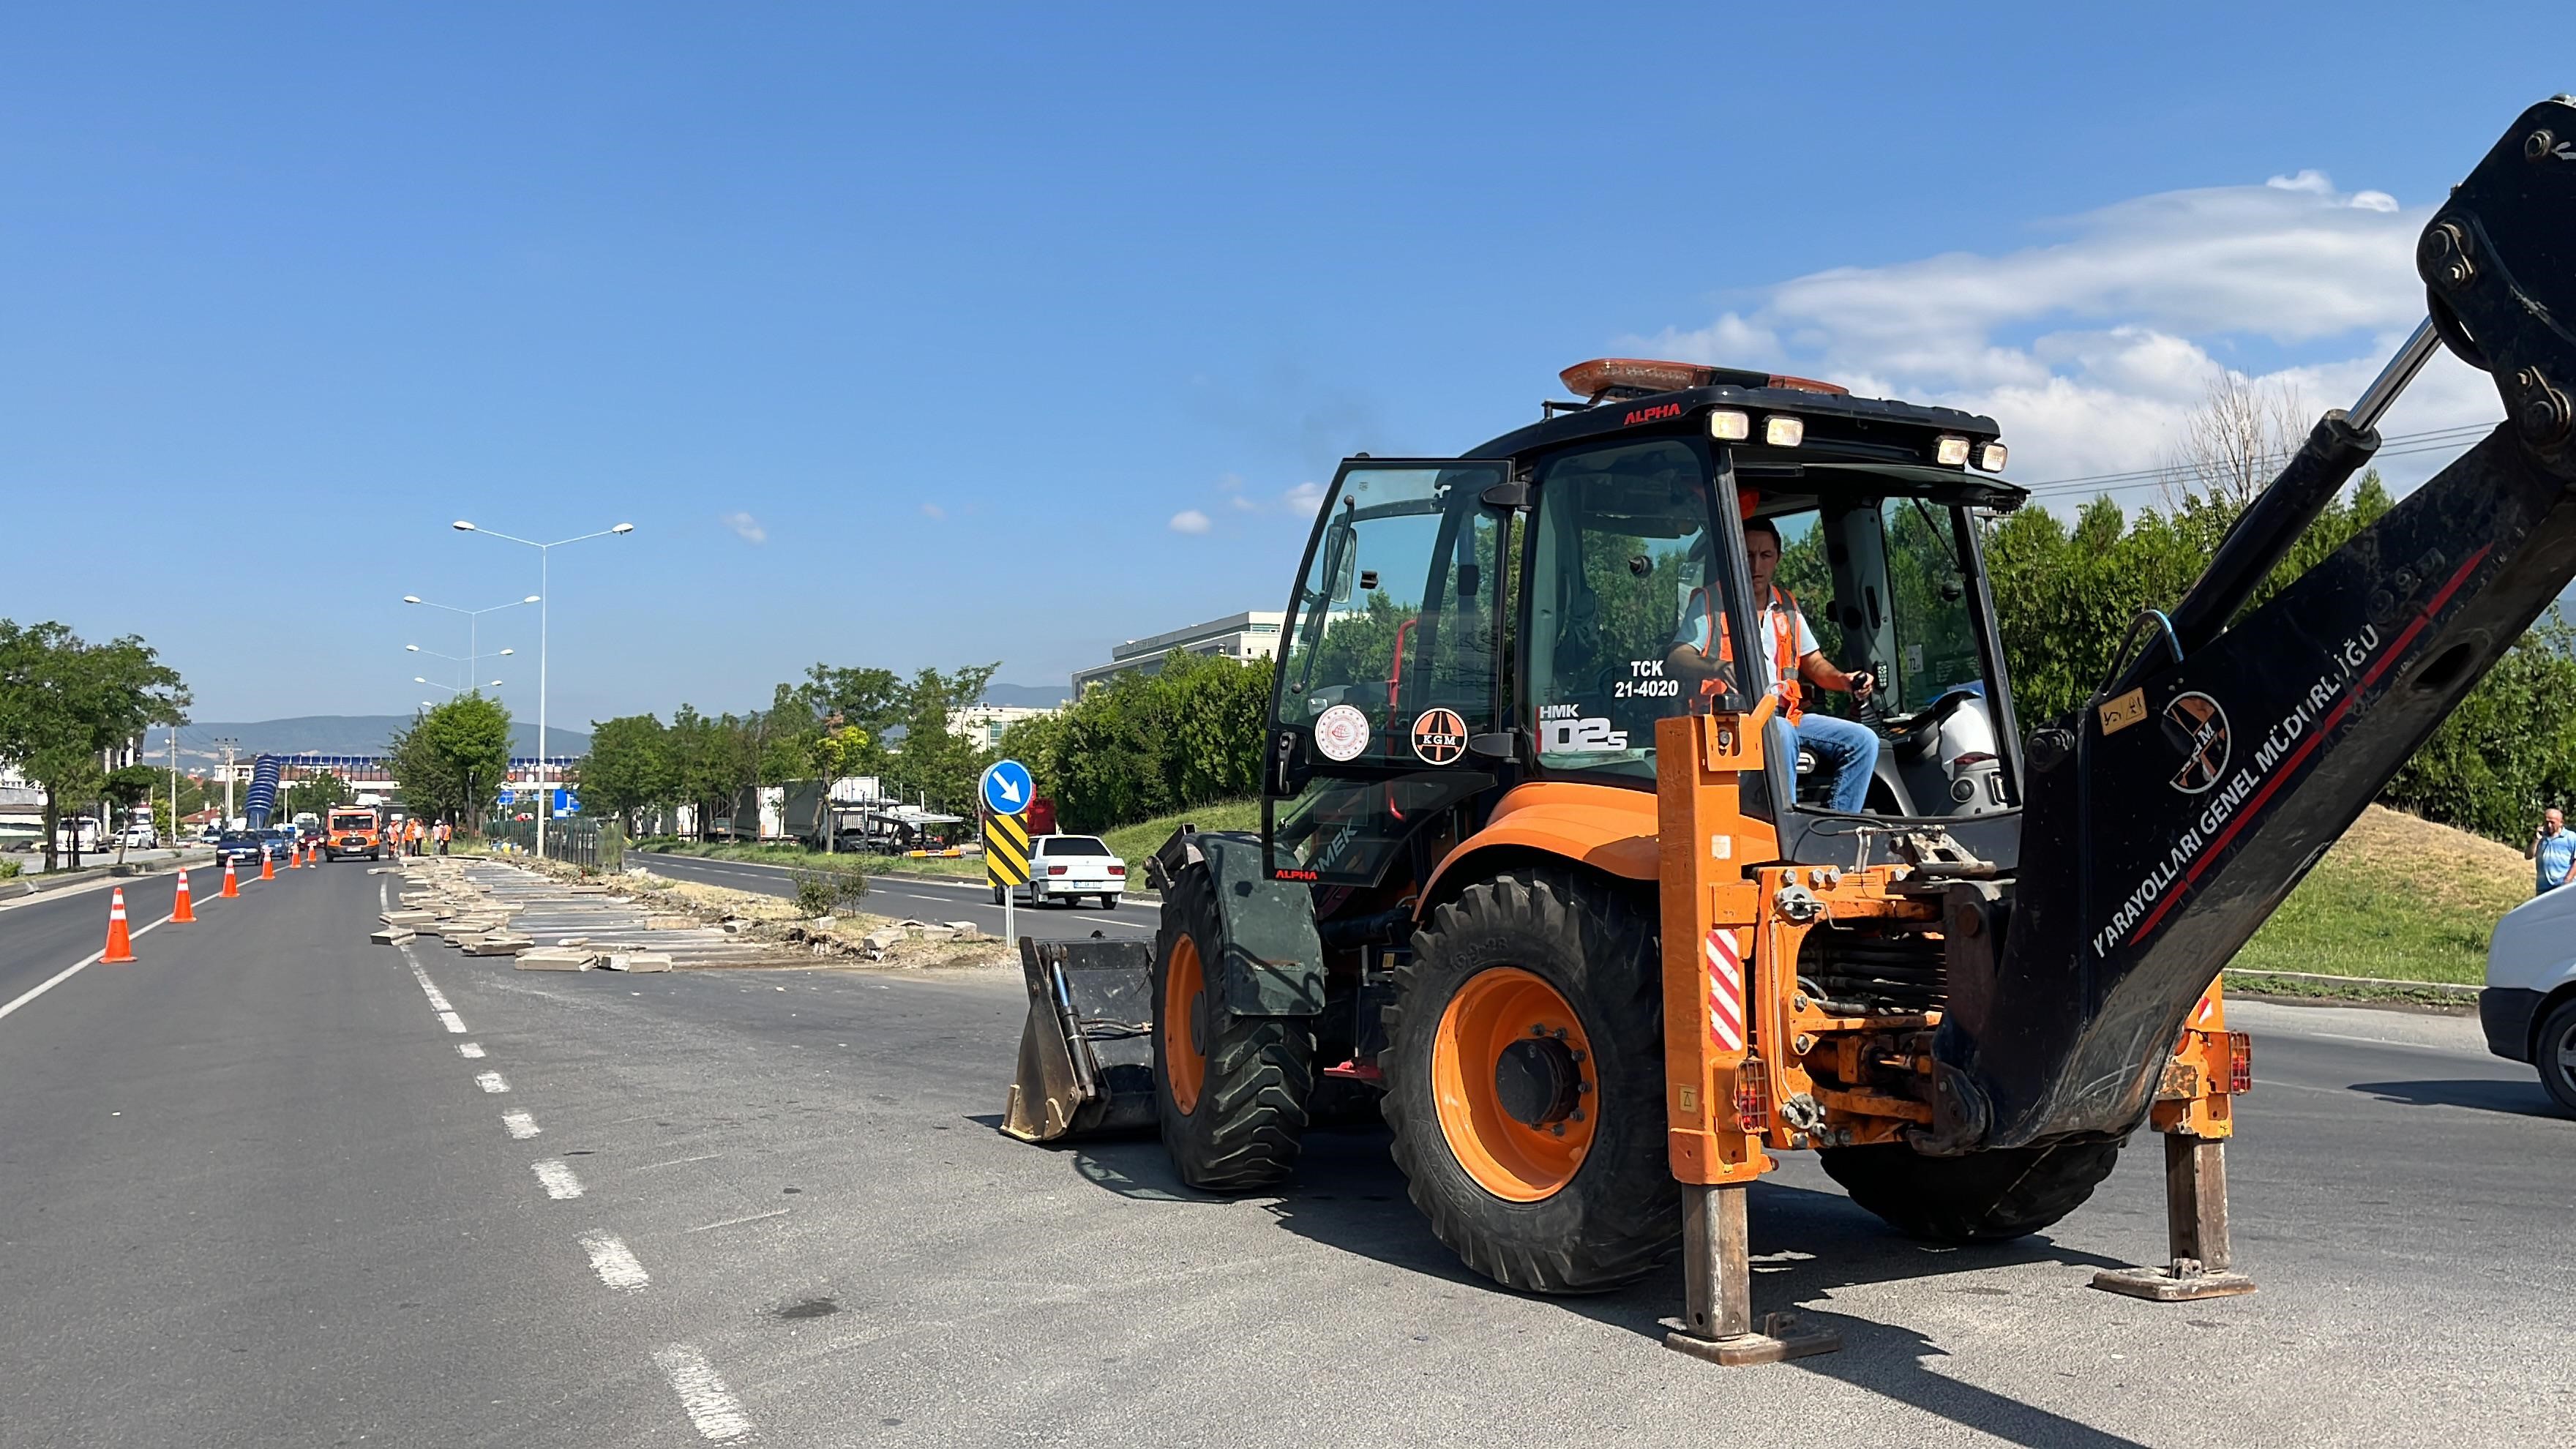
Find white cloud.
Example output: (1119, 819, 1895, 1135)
(722, 512, 767, 544)
(1229, 494, 1258, 512)
(1282, 481, 1328, 514)
(1633, 170, 2502, 499)
(1169, 509, 1213, 535)
(920, 502, 946, 520)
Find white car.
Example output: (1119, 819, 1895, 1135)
(2480, 884, 2576, 1115)
(119, 823, 160, 850)
(997, 834, 1127, 909)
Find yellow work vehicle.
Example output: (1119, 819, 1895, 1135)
(1006, 99, 2576, 1362)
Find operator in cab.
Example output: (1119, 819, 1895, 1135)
(1666, 517, 1881, 812)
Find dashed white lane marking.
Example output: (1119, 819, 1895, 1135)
(458, 1042, 486, 1059)
(654, 1344, 754, 1442)
(437, 1011, 467, 1034)
(689, 1208, 788, 1233)
(580, 1231, 651, 1291)
(532, 1159, 585, 1199)
(476, 1071, 510, 1094)
(0, 910, 176, 1025)
(503, 1110, 541, 1139)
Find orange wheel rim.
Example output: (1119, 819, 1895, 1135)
(1164, 935, 1208, 1116)
(1431, 967, 1597, 1202)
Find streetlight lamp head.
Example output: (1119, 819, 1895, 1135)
(452, 520, 476, 532)
(402, 595, 422, 604)
(498, 648, 515, 656)
(611, 523, 634, 534)
(524, 594, 542, 603)
(405, 644, 420, 653)
(413, 676, 429, 684)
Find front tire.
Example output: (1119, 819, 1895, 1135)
(1382, 869, 1674, 1294)
(1151, 861, 1313, 1190)
(1820, 1139, 2124, 1242)
(2535, 999, 2576, 1117)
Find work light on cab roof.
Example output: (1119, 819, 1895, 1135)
(1558, 356, 2009, 471)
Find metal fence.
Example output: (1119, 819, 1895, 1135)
(484, 817, 624, 872)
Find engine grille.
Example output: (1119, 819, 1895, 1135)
(1797, 926, 1947, 1015)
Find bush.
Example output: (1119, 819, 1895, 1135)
(790, 862, 869, 918)
(0, 858, 18, 880)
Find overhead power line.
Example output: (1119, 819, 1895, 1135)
(2017, 421, 2499, 499)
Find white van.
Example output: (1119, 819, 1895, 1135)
(2480, 884, 2576, 1115)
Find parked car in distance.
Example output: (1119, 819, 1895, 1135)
(119, 823, 160, 850)
(995, 834, 1126, 909)
(2482, 884, 2576, 1116)
(213, 831, 266, 868)
(257, 827, 297, 860)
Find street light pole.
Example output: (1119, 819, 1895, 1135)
(452, 520, 634, 858)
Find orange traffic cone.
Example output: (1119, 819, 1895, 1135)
(221, 861, 239, 898)
(102, 886, 135, 963)
(172, 869, 196, 923)
(288, 843, 302, 869)
(261, 851, 274, 882)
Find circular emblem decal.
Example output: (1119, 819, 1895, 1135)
(2163, 692, 2231, 794)
(1313, 703, 1371, 762)
(1410, 707, 1467, 766)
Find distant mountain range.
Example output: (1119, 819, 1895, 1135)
(143, 716, 591, 763)
(979, 682, 1071, 708)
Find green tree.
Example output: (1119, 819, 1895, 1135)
(887, 663, 1000, 816)
(578, 714, 675, 834)
(388, 694, 513, 831)
(103, 763, 162, 862)
(0, 621, 191, 871)
(283, 770, 351, 820)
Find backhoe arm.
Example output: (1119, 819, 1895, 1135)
(1935, 97, 2576, 1150)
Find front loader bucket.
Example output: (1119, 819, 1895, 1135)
(1000, 936, 1159, 1142)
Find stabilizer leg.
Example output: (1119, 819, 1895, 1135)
(1663, 1184, 1842, 1366)
(2092, 1133, 2258, 1301)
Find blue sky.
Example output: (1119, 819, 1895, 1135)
(1, 3, 2562, 727)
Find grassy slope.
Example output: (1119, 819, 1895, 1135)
(2231, 804, 2530, 985)
(634, 799, 1267, 887)
(636, 798, 2517, 984)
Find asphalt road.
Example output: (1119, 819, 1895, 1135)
(630, 850, 1164, 940)
(4, 863, 2572, 1445)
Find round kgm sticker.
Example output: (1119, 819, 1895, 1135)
(2163, 691, 2231, 793)
(1410, 707, 1467, 766)
(1313, 703, 1371, 762)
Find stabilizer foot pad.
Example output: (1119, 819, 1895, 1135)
(1663, 1313, 1843, 1366)
(2090, 1266, 2258, 1301)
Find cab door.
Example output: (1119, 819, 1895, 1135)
(1263, 458, 1517, 887)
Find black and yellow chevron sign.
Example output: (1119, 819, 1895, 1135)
(984, 811, 1030, 887)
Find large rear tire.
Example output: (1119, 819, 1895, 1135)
(1820, 1139, 2123, 1242)
(1382, 869, 1674, 1294)
(1151, 862, 1314, 1191)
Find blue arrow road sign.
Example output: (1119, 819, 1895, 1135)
(980, 759, 1033, 816)
(497, 789, 517, 806)
(554, 789, 579, 817)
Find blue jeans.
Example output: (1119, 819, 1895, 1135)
(1798, 712, 1880, 814)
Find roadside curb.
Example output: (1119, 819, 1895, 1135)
(1, 853, 216, 907)
(630, 852, 1166, 904)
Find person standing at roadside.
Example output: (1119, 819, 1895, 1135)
(2530, 807, 2575, 894)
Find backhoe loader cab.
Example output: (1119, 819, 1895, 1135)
(1005, 97, 2576, 1365)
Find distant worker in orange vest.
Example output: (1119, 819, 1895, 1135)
(435, 820, 450, 856)
(1666, 516, 1879, 813)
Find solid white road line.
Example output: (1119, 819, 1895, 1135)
(688, 1208, 789, 1233)
(580, 1231, 651, 1291)
(503, 1109, 541, 1139)
(532, 1159, 585, 1199)
(476, 1071, 510, 1094)
(402, 948, 469, 1033)
(458, 1042, 486, 1059)
(0, 911, 176, 1025)
(654, 1344, 755, 1442)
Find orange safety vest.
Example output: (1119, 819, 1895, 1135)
(1690, 584, 1806, 721)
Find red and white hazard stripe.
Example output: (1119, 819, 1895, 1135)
(1705, 927, 1745, 1052)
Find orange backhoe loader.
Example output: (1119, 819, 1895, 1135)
(1005, 99, 2576, 1362)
